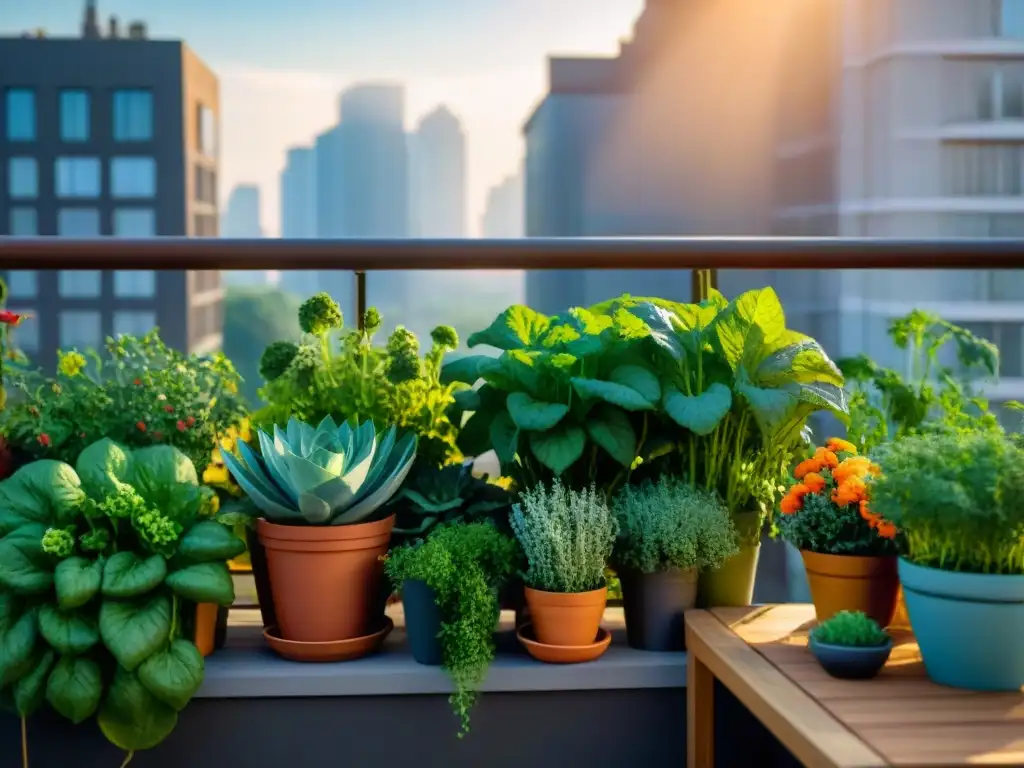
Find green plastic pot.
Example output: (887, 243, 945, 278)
(697, 510, 762, 608)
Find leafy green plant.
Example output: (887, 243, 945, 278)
(389, 461, 514, 545)
(811, 610, 889, 647)
(839, 310, 1000, 453)
(384, 522, 518, 736)
(442, 303, 663, 499)
(0, 439, 244, 765)
(221, 415, 417, 526)
(612, 477, 738, 574)
(1, 329, 248, 476)
(869, 431, 1024, 574)
(255, 293, 462, 468)
(510, 481, 617, 593)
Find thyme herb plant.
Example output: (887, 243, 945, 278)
(510, 482, 617, 594)
(869, 431, 1024, 574)
(384, 523, 518, 737)
(611, 477, 738, 574)
(811, 611, 890, 648)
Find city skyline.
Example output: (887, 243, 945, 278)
(3, 0, 644, 235)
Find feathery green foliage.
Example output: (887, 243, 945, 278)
(811, 611, 889, 648)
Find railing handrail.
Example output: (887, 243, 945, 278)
(2, 237, 1024, 270)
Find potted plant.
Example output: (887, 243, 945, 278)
(510, 481, 617, 662)
(0, 438, 243, 767)
(778, 437, 901, 626)
(221, 414, 417, 659)
(612, 477, 739, 651)
(870, 430, 1024, 691)
(384, 522, 519, 736)
(808, 610, 893, 680)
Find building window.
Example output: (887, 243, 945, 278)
(5, 272, 37, 299)
(7, 309, 38, 353)
(58, 270, 101, 298)
(8, 158, 38, 199)
(59, 311, 102, 351)
(194, 165, 218, 204)
(60, 90, 91, 142)
(5, 89, 35, 141)
(942, 143, 1024, 196)
(55, 157, 101, 198)
(57, 208, 100, 236)
(114, 271, 156, 298)
(113, 90, 153, 141)
(113, 311, 157, 338)
(197, 105, 216, 156)
(110, 157, 156, 198)
(193, 213, 218, 237)
(8, 207, 37, 235)
(113, 208, 156, 297)
(1002, 0, 1024, 37)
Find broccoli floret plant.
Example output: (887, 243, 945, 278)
(811, 610, 889, 648)
(255, 293, 463, 468)
(384, 523, 519, 737)
(0, 438, 245, 767)
(612, 477, 738, 575)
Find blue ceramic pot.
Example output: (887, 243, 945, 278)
(899, 558, 1024, 691)
(809, 636, 893, 680)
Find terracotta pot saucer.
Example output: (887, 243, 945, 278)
(263, 617, 394, 662)
(517, 622, 611, 664)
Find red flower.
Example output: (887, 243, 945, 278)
(37, 433, 51, 447)
(136, 421, 146, 432)
(133, 378, 142, 386)
(164, 404, 174, 413)
(186, 416, 196, 427)
(176, 420, 187, 432)
(0, 310, 24, 326)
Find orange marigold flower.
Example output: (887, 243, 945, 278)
(793, 458, 822, 479)
(833, 456, 874, 485)
(826, 437, 857, 455)
(814, 447, 839, 469)
(876, 521, 897, 539)
(832, 476, 867, 507)
(780, 493, 803, 515)
(859, 499, 879, 527)
(802, 472, 827, 494)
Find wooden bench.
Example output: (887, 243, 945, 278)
(685, 604, 1024, 767)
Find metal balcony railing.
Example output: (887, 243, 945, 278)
(3, 236, 1024, 325)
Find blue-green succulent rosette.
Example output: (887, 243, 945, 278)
(0, 438, 245, 764)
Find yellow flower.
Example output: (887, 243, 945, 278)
(57, 350, 87, 377)
(203, 464, 230, 486)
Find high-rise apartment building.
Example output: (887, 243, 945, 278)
(0, 1, 223, 367)
(409, 105, 467, 238)
(278, 146, 319, 299)
(221, 184, 275, 288)
(481, 170, 524, 238)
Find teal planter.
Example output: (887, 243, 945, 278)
(899, 558, 1024, 691)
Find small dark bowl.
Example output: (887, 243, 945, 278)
(808, 636, 893, 680)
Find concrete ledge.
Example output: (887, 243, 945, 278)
(199, 606, 689, 699)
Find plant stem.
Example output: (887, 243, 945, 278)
(20, 716, 28, 768)
(169, 596, 180, 642)
(119, 750, 135, 768)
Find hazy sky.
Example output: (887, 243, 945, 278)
(5, 0, 645, 235)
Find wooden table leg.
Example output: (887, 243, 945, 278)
(688, 654, 714, 768)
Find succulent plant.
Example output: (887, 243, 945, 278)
(221, 415, 417, 525)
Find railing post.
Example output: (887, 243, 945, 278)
(691, 268, 718, 302)
(355, 271, 367, 331)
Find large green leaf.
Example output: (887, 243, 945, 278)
(45, 655, 102, 724)
(102, 552, 168, 598)
(570, 377, 656, 412)
(127, 445, 202, 522)
(506, 392, 569, 431)
(138, 638, 205, 711)
(489, 412, 519, 467)
(38, 604, 99, 655)
(179, 521, 246, 563)
(98, 667, 178, 752)
(440, 354, 500, 385)
(625, 303, 685, 360)
(0, 600, 37, 687)
(498, 349, 545, 396)
(75, 438, 131, 499)
(540, 308, 611, 357)
(0, 460, 85, 535)
(714, 287, 787, 370)
(13, 648, 54, 717)
(754, 335, 844, 387)
(529, 423, 586, 475)
(586, 405, 637, 467)
(55, 556, 103, 610)
(164, 562, 234, 606)
(609, 365, 661, 405)
(662, 383, 733, 436)
(467, 305, 551, 351)
(100, 595, 172, 671)
(0, 525, 53, 595)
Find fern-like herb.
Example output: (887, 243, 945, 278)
(870, 431, 1024, 574)
(385, 523, 519, 737)
(510, 481, 617, 593)
(811, 610, 889, 647)
(612, 478, 738, 574)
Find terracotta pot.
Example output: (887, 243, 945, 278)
(193, 603, 219, 657)
(801, 550, 900, 627)
(258, 515, 395, 643)
(524, 585, 607, 646)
